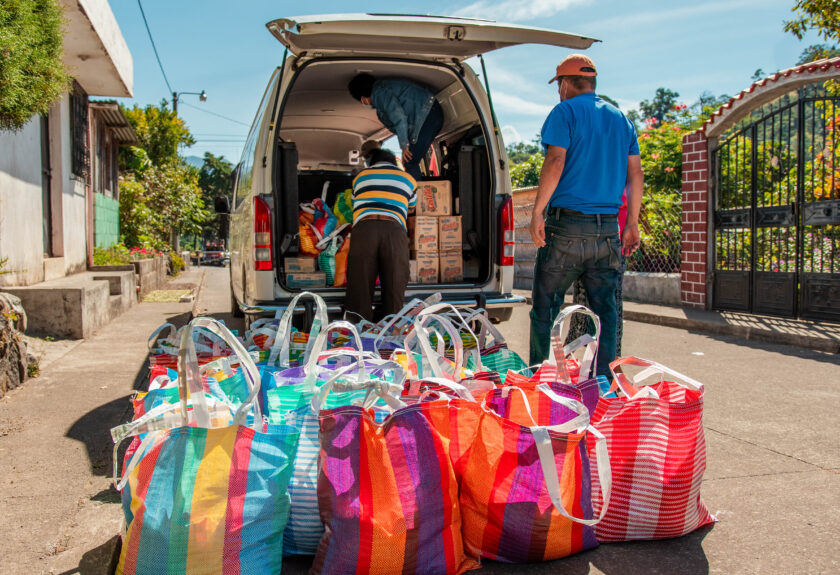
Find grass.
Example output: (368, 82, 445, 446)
(141, 290, 192, 303)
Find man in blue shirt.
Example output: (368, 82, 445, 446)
(348, 74, 444, 179)
(528, 54, 644, 378)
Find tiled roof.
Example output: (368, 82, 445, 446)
(698, 57, 840, 135)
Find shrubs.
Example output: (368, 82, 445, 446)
(169, 252, 185, 276)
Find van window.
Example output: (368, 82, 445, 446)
(234, 78, 274, 209)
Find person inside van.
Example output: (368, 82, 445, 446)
(345, 148, 417, 321)
(348, 73, 444, 180)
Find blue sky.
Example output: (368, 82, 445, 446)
(109, 0, 823, 163)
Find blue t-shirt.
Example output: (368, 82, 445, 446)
(540, 93, 639, 214)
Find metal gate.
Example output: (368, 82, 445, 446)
(712, 84, 840, 322)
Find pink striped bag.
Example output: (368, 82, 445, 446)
(589, 356, 716, 541)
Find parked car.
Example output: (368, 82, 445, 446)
(220, 13, 597, 327)
(200, 249, 226, 266)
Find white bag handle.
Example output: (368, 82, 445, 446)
(462, 308, 506, 350)
(267, 291, 329, 367)
(311, 358, 406, 413)
(406, 377, 476, 401)
(371, 297, 429, 351)
(147, 322, 176, 350)
(548, 304, 601, 382)
(404, 313, 466, 381)
(180, 317, 263, 428)
(609, 356, 703, 399)
(418, 303, 481, 369)
(533, 424, 611, 526)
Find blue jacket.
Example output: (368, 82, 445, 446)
(371, 79, 436, 150)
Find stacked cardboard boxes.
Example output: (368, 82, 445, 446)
(410, 180, 462, 284)
(284, 257, 326, 289)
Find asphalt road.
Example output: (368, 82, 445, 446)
(195, 265, 840, 575)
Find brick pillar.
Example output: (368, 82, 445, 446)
(680, 131, 709, 308)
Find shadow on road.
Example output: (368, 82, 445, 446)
(54, 535, 121, 575)
(688, 328, 840, 366)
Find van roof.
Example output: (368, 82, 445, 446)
(266, 13, 599, 60)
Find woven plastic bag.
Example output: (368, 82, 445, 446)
(589, 356, 716, 542)
(332, 188, 354, 226)
(463, 310, 530, 384)
(312, 392, 478, 575)
(334, 233, 351, 287)
(299, 207, 320, 257)
(458, 383, 611, 563)
(112, 317, 300, 575)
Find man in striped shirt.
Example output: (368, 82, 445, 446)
(345, 148, 417, 321)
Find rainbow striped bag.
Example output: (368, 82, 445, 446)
(112, 317, 300, 575)
(462, 310, 530, 384)
(458, 384, 611, 563)
(312, 396, 478, 575)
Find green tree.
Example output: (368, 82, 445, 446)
(638, 88, 680, 126)
(0, 0, 70, 131)
(506, 138, 541, 164)
(122, 101, 195, 167)
(784, 0, 840, 42)
(509, 154, 544, 188)
(796, 43, 840, 64)
(198, 152, 233, 242)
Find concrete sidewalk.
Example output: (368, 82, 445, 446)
(0, 292, 196, 573)
(514, 290, 840, 354)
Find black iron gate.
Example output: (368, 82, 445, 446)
(712, 84, 840, 322)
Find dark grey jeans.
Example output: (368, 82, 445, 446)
(529, 212, 621, 378)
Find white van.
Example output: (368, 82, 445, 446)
(222, 14, 596, 326)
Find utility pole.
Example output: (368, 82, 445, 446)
(171, 90, 206, 117)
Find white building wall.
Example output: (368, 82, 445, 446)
(0, 117, 46, 287)
(56, 96, 89, 275)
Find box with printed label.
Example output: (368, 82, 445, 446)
(410, 216, 438, 253)
(416, 180, 452, 216)
(437, 216, 462, 252)
(285, 257, 317, 273)
(409, 260, 418, 283)
(439, 252, 463, 283)
(415, 254, 439, 284)
(286, 271, 326, 289)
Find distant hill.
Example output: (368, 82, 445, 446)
(184, 155, 204, 169)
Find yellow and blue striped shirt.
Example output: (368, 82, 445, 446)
(351, 162, 417, 230)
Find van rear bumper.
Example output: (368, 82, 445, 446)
(240, 292, 526, 317)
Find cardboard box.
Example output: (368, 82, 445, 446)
(416, 180, 452, 216)
(410, 216, 438, 253)
(285, 257, 317, 273)
(409, 260, 418, 283)
(415, 254, 439, 284)
(439, 251, 463, 283)
(286, 271, 326, 289)
(438, 216, 462, 252)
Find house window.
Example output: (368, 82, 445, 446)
(70, 81, 89, 179)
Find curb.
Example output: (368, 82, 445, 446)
(622, 309, 840, 355)
(521, 294, 839, 355)
(190, 269, 207, 319)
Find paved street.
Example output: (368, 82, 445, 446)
(0, 264, 837, 574)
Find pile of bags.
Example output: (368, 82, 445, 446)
(298, 183, 353, 287)
(112, 293, 715, 574)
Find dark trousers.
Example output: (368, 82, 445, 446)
(345, 218, 410, 322)
(404, 100, 444, 180)
(530, 212, 621, 378)
(566, 255, 626, 357)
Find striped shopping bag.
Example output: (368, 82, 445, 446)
(590, 356, 716, 541)
(312, 399, 478, 575)
(463, 310, 529, 383)
(113, 317, 301, 574)
(458, 384, 611, 563)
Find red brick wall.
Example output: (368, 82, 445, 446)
(680, 132, 709, 308)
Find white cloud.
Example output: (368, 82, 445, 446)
(492, 91, 554, 116)
(501, 125, 522, 144)
(583, 0, 776, 32)
(455, 0, 590, 23)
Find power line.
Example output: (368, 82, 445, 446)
(180, 101, 250, 127)
(136, 0, 172, 94)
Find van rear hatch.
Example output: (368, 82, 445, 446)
(266, 13, 598, 59)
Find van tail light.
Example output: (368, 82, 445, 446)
(500, 195, 515, 267)
(254, 196, 273, 271)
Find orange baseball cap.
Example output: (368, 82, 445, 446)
(548, 54, 597, 84)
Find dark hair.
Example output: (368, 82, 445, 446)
(348, 73, 375, 101)
(368, 148, 397, 165)
(566, 75, 597, 90)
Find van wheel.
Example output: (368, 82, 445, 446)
(489, 307, 512, 323)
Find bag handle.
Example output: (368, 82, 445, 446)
(372, 297, 429, 352)
(179, 317, 263, 428)
(304, 320, 368, 388)
(148, 322, 176, 350)
(406, 377, 476, 401)
(609, 356, 703, 399)
(533, 423, 611, 526)
(548, 304, 600, 382)
(417, 303, 480, 369)
(267, 291, 329, 367)
(404, 313, 465, 381)
(311, 358, 406, 412)
(461, 308, 506, 351)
